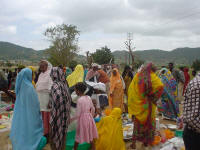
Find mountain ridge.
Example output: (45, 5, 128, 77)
(0, 41, 200, 65)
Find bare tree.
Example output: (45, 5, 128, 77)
(124, 33, 135, 67)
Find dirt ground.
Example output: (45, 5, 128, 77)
(0, 117, 177, 150)
(0, 101, 180, 150)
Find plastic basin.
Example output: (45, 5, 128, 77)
(66, 131, 91, 150)
(175, 130, 183, 138)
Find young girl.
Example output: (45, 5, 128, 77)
(73, 82, 98, 150)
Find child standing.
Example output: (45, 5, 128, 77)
(73, 82, 98, 150)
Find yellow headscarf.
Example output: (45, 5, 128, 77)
(28, 66, 37, 88)
(95, 108, 126, 150)
(66, 65, 84, 87)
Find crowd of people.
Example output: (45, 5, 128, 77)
(0, 60, 199, 150)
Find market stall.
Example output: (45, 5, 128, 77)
(122, 115, 185, 150)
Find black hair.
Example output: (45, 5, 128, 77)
(169, 62, 174, 66)
(192, 70, 197, 76)
(179, 66, 184, 71)
(122, 65, 133, 79)
(58, 65, 63, 69)
(75, 82, 87, 94)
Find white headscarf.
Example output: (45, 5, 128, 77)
(137, 64, 144, 73)
(36, 60, 53, 91)
(92, 63, 98, 67)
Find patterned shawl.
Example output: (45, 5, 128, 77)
(128, 63, 163, 145)
(128, 64, 163, 123)
(159, 68, 179, 118)
(50, 67, 72, 150)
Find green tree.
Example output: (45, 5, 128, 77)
(192, 59, 200, 71)
(44, 24, 80, 66)
(69, 60, 78, 70)
(6, 61, 13, 67)
(17, 64, 26, 69)
(92, 46, 114, 65)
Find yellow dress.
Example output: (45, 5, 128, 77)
(128, 72, 164, 124)
(95, 108, 126, 150)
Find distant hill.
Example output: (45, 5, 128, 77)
(0, 41, 85, 63)
(113, 47, 200, 65)
(0, 41, 46, 61)
(0, 41, 200, 65)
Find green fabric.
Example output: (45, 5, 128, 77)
(37, 136, 47, 150)
(66, 68, 72, 78)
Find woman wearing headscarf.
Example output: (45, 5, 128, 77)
(183, 67, 190, 95)
(122, 66, 134, 96)
(95, 108, 126, 150)
(66, 64, 84, 87)
(109, 68, 124, 110)
(122, 66, 134, 112)
(128, 63, 164, 149)
(10, 68, 46, 150)
(49, 67, 72, 150)
(36, 60, 53, 136)
(159, 68, 179, 120)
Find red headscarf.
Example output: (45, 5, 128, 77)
(183, 68, 190, 95)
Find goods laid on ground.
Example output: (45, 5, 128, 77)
(0, 112, 12, 133)
(122, 115, 185, 150)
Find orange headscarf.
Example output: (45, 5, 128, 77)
(110, 68, 122, 91)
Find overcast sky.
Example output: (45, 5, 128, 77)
(1, 0, 200, 54)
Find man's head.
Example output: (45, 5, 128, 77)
(92, 63, 98, 71)
(124, 65, 131, 73)
(192, 70, 197, 77)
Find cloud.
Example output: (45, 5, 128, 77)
(0, 25, 17, 34)
(1, 0, 200, 51)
